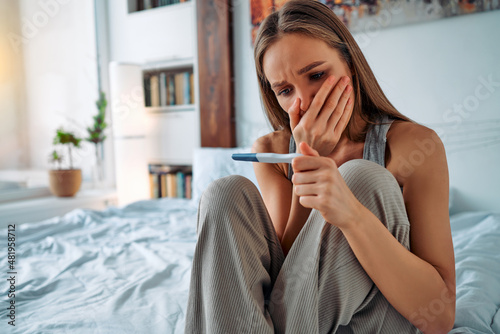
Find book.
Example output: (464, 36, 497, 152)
(144, 76, 151, 107)
(150, 74, 160, 107)
(176, 172, 185, 198)
(184, 72, 191, 104)
(149, 173, 155, 198)
(166, 173, 177, 197)
(168, 74, 176, 105)
(174, 72, 184, 105)
(150, 173, 160, 198)
(160, 174, 167, 197)
(189, 72, 194, 104)
(185, 174, 192, 199)
(137, 0, 145, 11)
(159, 72, 167, 106)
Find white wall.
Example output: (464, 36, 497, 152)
(232, 2, 500, 213)
(106, 1, 195, 63)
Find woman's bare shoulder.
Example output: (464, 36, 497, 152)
(387, 120, 443, 151)
(251, 130, 292, 154)
(386, 120, 446, 182)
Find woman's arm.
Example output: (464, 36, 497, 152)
(293, 125, 456, 333)
(251, 132, 311, 251)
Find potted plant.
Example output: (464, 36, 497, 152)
(85, 91, 108, 187)
(48, 128, 83, 197)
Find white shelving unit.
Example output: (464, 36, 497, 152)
(108, 1, 200, 206)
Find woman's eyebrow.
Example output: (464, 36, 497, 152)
(297, 60, 326, 75)
(270, 61, 327, 91)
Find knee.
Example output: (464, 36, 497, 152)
(339, 159, 409, 237)
(339, 159, 401, 198)
(200, 175, 259, 208)
(197, 175, 262, 235)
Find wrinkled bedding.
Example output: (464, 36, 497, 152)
(449, 212, 500, 334)
(0, 200, 499, 333)
(0, 198, 198, 334)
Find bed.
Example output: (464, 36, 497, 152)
(1, 147, 499, 334)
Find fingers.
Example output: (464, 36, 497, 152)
(303, 75, 336, 121)
(292, 156, 320, 173)
(326, 82, 354, 135)
(298, 195, 316, 209)
(294, 184, 318, 197)
(291, 170, 316, 185)
(288, 97, 301, 130)
(292, 153, 336, 173)
(319, 76, 352, 125)
(331, 93, 354, 139)
(299, 142, 319, 157)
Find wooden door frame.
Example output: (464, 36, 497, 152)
(196, 0, 236, 147)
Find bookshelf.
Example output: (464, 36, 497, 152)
(128, 0, 191, 14)
(149, 164, 192, 199)
(110, 59, 200, 205)
(109, 1, 200, 206)
(109, 0, 234, 206)
(143, 62, 194, 111)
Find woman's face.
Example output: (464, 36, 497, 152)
(262, 33, 354, 116)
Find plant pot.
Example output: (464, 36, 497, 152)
(49, 169, 82, 197)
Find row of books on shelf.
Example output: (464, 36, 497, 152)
(149, 164, 192, 199)
(137, 0, 190, 11)
(144, 71, 194, 107)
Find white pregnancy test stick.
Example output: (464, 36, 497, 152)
(232, 153, 303, 163)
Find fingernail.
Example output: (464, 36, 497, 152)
(328, 76, 335, 84)
(343, 76, 350, 84)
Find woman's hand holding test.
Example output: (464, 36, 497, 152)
(292, 141, 362, 229)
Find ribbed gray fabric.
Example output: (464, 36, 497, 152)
(184, 160, 421, 333)
(362, 114, 394, 167)
(288, 115, 395, 180)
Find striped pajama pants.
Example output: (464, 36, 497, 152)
(184, 159, 421, 333)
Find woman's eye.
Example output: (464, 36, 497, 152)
(278, 88, 291, 96)
(311, 71, 325, 80)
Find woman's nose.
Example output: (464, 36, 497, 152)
(296, 88, 315, 112)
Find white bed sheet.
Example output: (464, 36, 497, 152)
(449, 212, 500, 334)
(0, 198, 198, 334)
(1, 199, 499, 333)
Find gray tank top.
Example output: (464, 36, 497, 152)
(287, 115, 395, 181)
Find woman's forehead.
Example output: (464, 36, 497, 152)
(262, 34, 343, 80)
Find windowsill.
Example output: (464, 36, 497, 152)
(0, 187, 118, 229)
(0, 187, 52, 204)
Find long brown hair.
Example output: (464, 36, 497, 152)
(254, 0, 412, 141)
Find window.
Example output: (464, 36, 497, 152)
(0, 0, 108, 202)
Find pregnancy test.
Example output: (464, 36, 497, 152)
(232, 153, 303, 163)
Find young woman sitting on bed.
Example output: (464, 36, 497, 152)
(185, 1, 456, 333)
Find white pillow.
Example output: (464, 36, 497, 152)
(192, 147, 260, 203)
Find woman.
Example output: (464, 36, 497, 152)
(185, 1, 456, 333)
